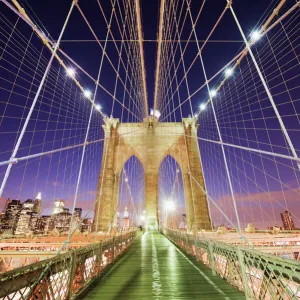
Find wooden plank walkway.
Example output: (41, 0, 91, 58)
(78, 232, 245, 299)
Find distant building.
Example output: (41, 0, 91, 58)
(35, 215, 52, 234)
(15, 197, 42, 235)
(74, 208, 82, 218)
(116, 212, 120, 229)
(52, 199, 65, 215)
(52, 212, 72, 232)
(0, 211, 5, 223)
(1, 200, 22, 234)
(280, 210, 295, 230)
(179, 214, 187, 229)
(122, 207, 130, 231)
(81, 218, 92, 232)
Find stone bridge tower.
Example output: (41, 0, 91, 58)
(92, 117, 211, 232)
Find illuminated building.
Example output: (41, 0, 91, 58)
(51, 212, 72, 233)
(116, 212, 120, 229)
(74, 208, 82, 218)
(52, 199, 65, 215)
(81, 218, 92, 232)
(280, 210, 296, 230)
(15, 196, 42, 235)
(1, 200, 21, 234)
(122, 207, 130, 231)
(179, 214, 187, 229)
(35, 215, 52, 234)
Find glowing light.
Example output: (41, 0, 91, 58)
(200, 103, 206, 111)
(66, 67, 75, 78)
(150, 108, 161, 119)
(209, 90, 217, 98)
(95, 104, 101, 111)
(165, 200, 175, 211)
(250, 30, 261, 42)
(140, 215, 145, 221)
(36, 192, 42, 199)
(83, 90, 92, 98)
(125, 178, 128, 182)
(143, 210, 146, 214)
(225, 68, 233, 77)
(176, 169, 180, 173)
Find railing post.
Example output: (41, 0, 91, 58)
(120, 233, 123, 252)
(98, 242, 103, 274)
(208, 241, 216, 275)
(67, 251, 77, 299)
(185, 233, 188, 251)
(112, 237, 116, 261)
(237, 247, 250, 299)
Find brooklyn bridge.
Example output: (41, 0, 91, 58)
(0, 0, 300, 299)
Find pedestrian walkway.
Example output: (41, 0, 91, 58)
(78, 232, 245, 299)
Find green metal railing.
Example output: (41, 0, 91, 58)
(164, 229, 300, 300)
(0, 230, 137, 299)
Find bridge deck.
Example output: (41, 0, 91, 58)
(78, 232, 244, 299)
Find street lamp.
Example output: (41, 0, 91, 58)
(200, 103, 206, 111)
(250, 30, 261, 42)
(66, 67, 75, 78)
(225, 68, 233, 77)
(95, 104, 101, 111)
(209, 90, 217, 98)
(165, 200, 175, 211)
(83, 90, 92, 98)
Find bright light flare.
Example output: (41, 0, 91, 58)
(225, 68, 233, 77)
(150, 109, 161, 119)
(95, 104, 102, 111)
(250, 30, 261, 42)
(140, 215, 145, 221)
(200, 103, 206, 111)
(83, 90, 92, 98)
(165, 200, 175, 211)
(66, 67, 75, 78)
(209, 90, 217, 98)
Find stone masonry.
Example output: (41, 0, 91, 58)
(92, 116, 211, 232)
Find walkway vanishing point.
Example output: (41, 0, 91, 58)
(78, 232, 244, 299)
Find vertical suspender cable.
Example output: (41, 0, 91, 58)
(226, 0, 300, 171)
(67, 0, 117, 245)
(186, 1, 242, 234)
(0, 1, 76, 197)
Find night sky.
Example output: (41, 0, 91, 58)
(0, 0, 299, 230)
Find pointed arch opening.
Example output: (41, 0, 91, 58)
(158, 155, 186, 229)
(116, 155, 145, 231)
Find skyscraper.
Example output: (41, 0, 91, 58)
(74, 208, 82, 218)
(15, 193, 43, 235)
(280, 210, 295, 230)
(1, 200, 21, 234)
(52, 199, 65, 215)
(122, 207, 130, 231)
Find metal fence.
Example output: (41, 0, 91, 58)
(0, 230, 137, 299)
(164, 229, 300, 299)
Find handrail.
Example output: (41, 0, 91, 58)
(0, 230, 138, 299)
(163, 229, 300, 299)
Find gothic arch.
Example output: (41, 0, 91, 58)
(93, 117, 211, 232)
